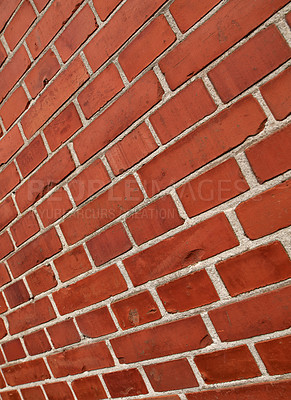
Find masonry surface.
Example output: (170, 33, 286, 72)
(0, 0, 291, 399)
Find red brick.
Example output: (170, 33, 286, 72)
(84, 0, 167, 72)
(47, 342, 114, 378)
(139, 96, 265, 197)
(186, 380, 291, 400)
(0, 292, 7, 314)
(0, 232, 14, 260)
(177, 158, 249, 217)
(104, 369, 148, 398)
(26, 0, 84, 58)
(127, 195, 183, 245)
(157, 269, 219, 313)
(124, 213, 238, 286)
(2, 339, 25, 362)
(24, 329, 51, 356)
(0, 162, 20, 200)
(0, 348, 5, 364)
(10, 211, 39, 246)
(7, 296, 56, 334)
(53, 265, 127, 315)
(209, 286, 291, 341)
(111, 315, 211, 363)
(21, 387, 46, 400)
(0, 46, 30, 102)
(3, 358, 50, 386)
(4, 280, 30, 308)
(55, 5, 97, 62)
(71, 375, 106, 400)
(263, 66, 291, 121)
(78, 63, 124, 119)
(0, 125, 23, 164)
(0, 87, 29, 129)
(43, 103, 82, 151)
(119, 15, 176, 81)
(43, 382, 74, 400)
(217, 241, 291, 296)
(152, 79, 216, 144)
(16, 146, 75, 212)
(92, 0, 122, 21)
(1, 391, 21, 400)
(160, 0, 289, 90)
(22, 57, 88, 139)
(76, 306, 117, 338)
(0, 263, 10, 287)
(33, 0, 50, 12)
(87, 223, 132, 266)
(47, 319, 80, 349)
(112, 291, 161, 329)
(106, 123, 157, 175)
(25, 50, 61, 99)
(236, 180, 291, 239)
(0, 319, 7, 339)
(74, 71, 163, 164)
(60, 175, 143, 245)
(0, 196, 17, 231)
(68, 158, 110, 205)
(26, 265, 57, 296)
(170, 0, 221, 33)
(209, 26, 291, 102)
(4, 0, 36, 50)
(8, 228, 62, 278)
(0, 41, 6, 66)
(144, 359, 198, 391)
(255, 335, 291, 375)
(54, 245, 91, 283)
(287, 11, 291, 27)
(195, 345, 260, 384)
(16, 135, 47, 178)
(247, 124, 291, 184)
(0, 0, 21, 32)
(37, 187, 73, 227)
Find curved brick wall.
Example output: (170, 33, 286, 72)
(0, 0, 291, 399)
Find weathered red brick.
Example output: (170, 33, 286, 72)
(16, 135, 47, 178)
(103, 369, 148, 398)
(55, 5, 97, 62)
(26, 265, 57, 296)
(4, 0, 36, 50)
(160, 0, 289, 90)
(0, 162, 20, 200)
(157, 269, 219, 313)
(0, 41, 6, 66)
(217, 241, 291, 296)
(144, 359, 198, 391)
(0, 263, 10, 287)
(47, 319, 80, 349)
(177, 158, 249, 217)
(54, 245, 91, 283)
(21, 387, 46, 400)
(0, 86, 29, 129)
(0, 232, 14, 260)
(2, 338, 25, 362)
(111, 315, 211, 363)
(25, 50, 60, 99)
(139, 96, 265, 196)
(71, 375, 106, 400)
(76, 306, 117, 338)
(255, 335, 291, 375)
(246, 124, 291, 183)
(209, 286, 291, 341)
(119, 15, 176, 81)
(0, 125, 23, 164)
(4, 279, 30, 308)
(0, 292, 7, 314)
(0, 319, 7, 339)
(8, 228, 62, 278)
(37, 187, 73, 227)
(92, 0, 122, 21)
(53, 264, 127, 315)
(0, 196, 17, 231)
(47, 342, 114, 378)
(74, 71, 163, 164)
(43, 382, 74, 400)
(1, 391, 21, 400)
(68, 158, 110, 205)
(124, 213, 238, 286)
(23, 329, 51, 356)
(3, 358, 50, 386)
(7, 296, 56, 334)
(16, 146, 75, 212)
(0, 0, 21, 32)
(236, 180, 291, 239)
(22, 57, 88, 139)
(112, 291, 161, 329)
(10, 211, 39, 246)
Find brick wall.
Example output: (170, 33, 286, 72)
(0, 0, 290, 399)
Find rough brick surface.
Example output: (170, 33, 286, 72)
(0, 0, 290, 397)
